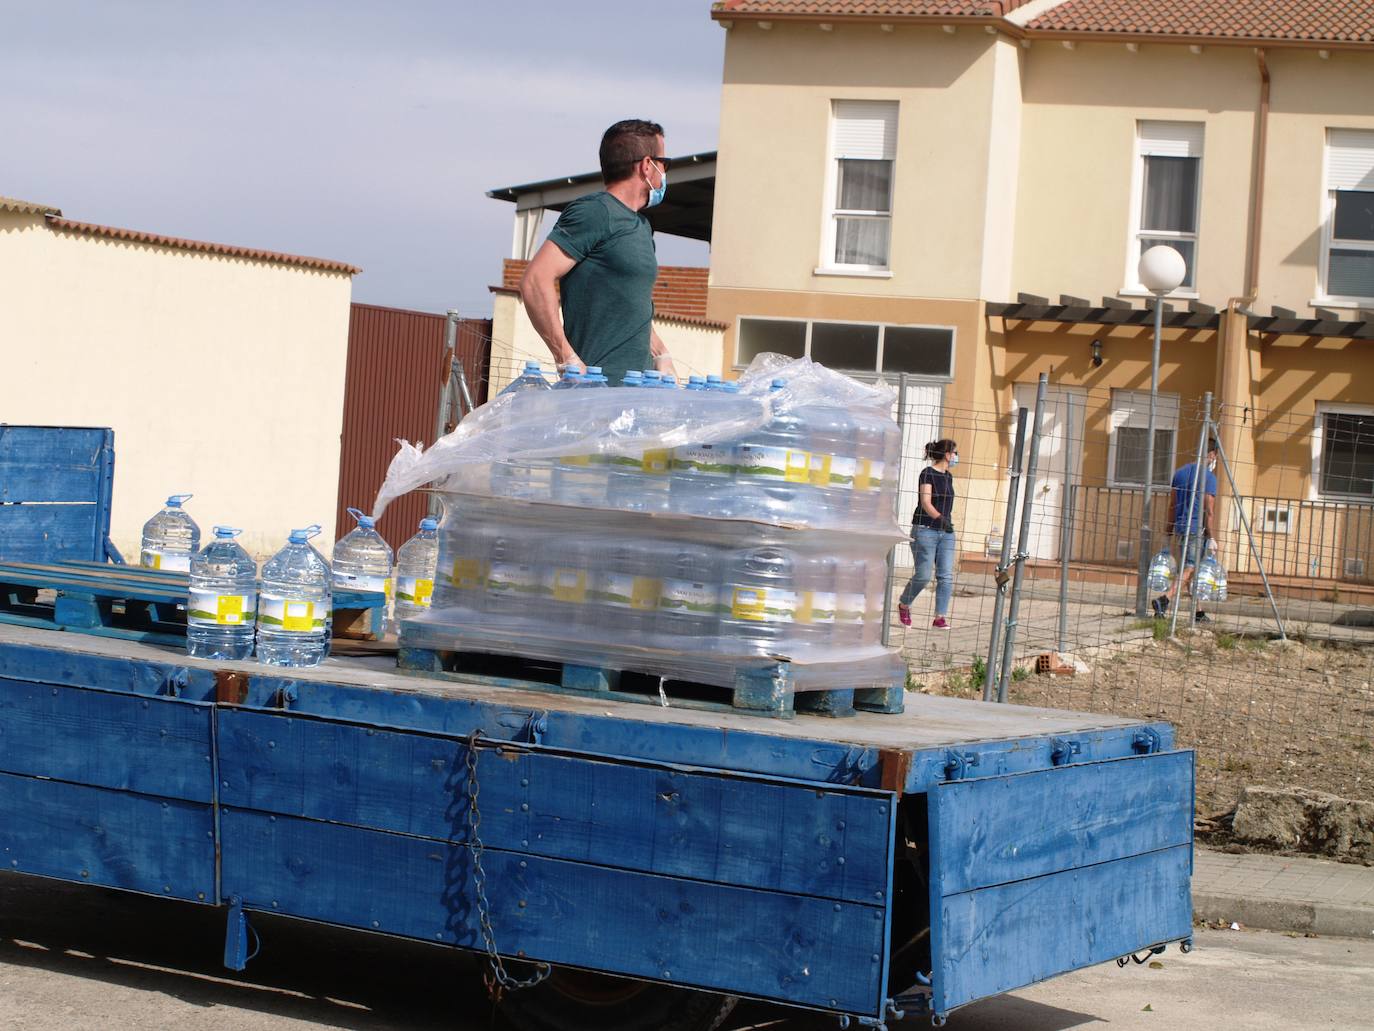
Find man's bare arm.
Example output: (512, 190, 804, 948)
(649, 326, 677, 377)
(520, 241, 580, 367)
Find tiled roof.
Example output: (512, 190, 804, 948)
(1026, 0, 1374, 44)
(0, 195, 61, 216)
(712, 2, 1017, 18)
(44, 215, 361, 275)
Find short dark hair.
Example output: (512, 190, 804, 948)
(600, 119, 665, 184)
(925, 439, 958, 462)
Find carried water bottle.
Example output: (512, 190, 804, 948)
(1148, 545, 1178, 594)
(394, 518, 439, 626)
(186, 527, 257, 660)
(257, 526, 331, 667)
(333, 508, 394, 601)
(493, 364, 555, 499)
(140, 494, 200, 571)
(1196, 541, 1228, 603)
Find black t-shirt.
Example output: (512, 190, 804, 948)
(914, 467, 954, 528)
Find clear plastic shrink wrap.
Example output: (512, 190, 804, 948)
(374, 356, 906, 692)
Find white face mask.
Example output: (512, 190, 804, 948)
(1208, 457, 1217, 472)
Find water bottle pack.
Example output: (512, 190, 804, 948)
(374, 355, 905, 536)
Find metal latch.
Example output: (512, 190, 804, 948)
(1050, 738, 1081, 766)
(943, 750, 981, 781)
(1132, 728, 1162, 755)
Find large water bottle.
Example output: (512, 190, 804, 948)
(552, 366, 584, 390)
(850, 406, 901, 521)
(1196, 542, 1228, 603)
(793, 552, 838, 652)
(733, 381, 813, 525)
(551, 372, 612, 508)
(140, 494, 201, 571)
(801, 402, 857, 524)
(549, 539, 594, 629)
(589, 539, 662, 637)
(186, 526, 257, 660)
(1148, 545, 1178, 594)
(669, 436, 737, 518)
(719, 546, 797, 656)
(492, 364, 554, 499)
(394, 518, 439, 627)
(485, 532, 549, 621)
(257, 526, 331, 667)
(657, 542, 722, 643)
(333, 508, 394, 602)
(605, 373, 672, 513)
(833, 557, 868, 648)
(434, 518, 491, 613)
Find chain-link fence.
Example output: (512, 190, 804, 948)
(886, 375, 1374, 813)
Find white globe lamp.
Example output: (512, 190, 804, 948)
(1138, 245, 1186, 295)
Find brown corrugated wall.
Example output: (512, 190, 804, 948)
(336, 303, 490, 549)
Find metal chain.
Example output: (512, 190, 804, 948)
(465, 729, 551, 998)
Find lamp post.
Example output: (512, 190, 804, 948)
(1134, 245, 1187, 618)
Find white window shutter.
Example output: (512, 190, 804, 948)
(1112, 389, 1180, 428)
(1138, 120, 1205, 158)
(1327, 129, 1374, 192)
(833, 100, 898, 160)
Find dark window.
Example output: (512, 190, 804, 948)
(737, 318, 805, 365)
(1321, 411, 1374, 497)
(1115, 427, 1175, 487)
(882, 326, 954, 376)
(809, 322, 878, 370)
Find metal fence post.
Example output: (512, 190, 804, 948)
(984, 406, 1028, 702)
(1056, 392, 1081, 654)
(882, 374, 910, 649)
(997, 373, 1048, 704)
(1169, 392, 1213, 638)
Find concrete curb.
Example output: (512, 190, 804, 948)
(1194, 891, 1374, 939)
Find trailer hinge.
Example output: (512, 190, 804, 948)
(1050, 738, 1082, 766)
(274, 681, 299, 710)
(159, 669, 188, 698)
(813, 746, 877, 784)
(1132, 728, 1162, 755)
(943, 749, 981, 781)
(521, 710, 548, 745)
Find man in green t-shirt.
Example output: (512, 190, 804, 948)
(520, 118, 676, 386)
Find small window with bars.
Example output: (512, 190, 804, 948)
(1109, 388, 1180, 488)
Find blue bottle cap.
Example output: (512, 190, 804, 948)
(586, 366, 602, 375)
(706, 374, 722, 383)
(770, 379, 787, 389)
(166, 493, 193, 507)
(212, 526, 241, 539)
(346, 506, 375, 529)
(288, 524, 322, 544)
(689, 375, 705, 385)
(523, 360, 542, 373)
(419, 518, 438, 531)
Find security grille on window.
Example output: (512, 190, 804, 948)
(736, 316, 953, 377)
(828, 100, 897, 269)
(1109, 389, 1179, 488)
(1324, 129, 1374, 301)
(1132, 121, 1203, 290)
(1319, 408, 1374, 498)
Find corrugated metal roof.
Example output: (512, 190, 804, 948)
(0, 195, 61, 216)
(44, 214, 361, 275)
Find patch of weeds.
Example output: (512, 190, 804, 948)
(1011, 665, 1031, 682)
(969, 653, 987, 683)
(904, 668, 922, 693)
(1241, 635, 1269, 651)
(1152, 617, 1170, 641)
(1216, 633, 1238, 650)
(1130, 619, 1157, 632)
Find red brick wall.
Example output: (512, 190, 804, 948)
(502, 259, 707, 319)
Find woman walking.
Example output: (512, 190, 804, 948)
(898, 439, 958, 629)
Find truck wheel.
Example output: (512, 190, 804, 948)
(498, 969, 737, 1031)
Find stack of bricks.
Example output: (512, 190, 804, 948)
(502, 259, 708, 320)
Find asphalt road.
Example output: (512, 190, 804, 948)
(3, 874, 1373, 1030)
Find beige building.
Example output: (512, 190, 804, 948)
(0, 195, 358, 559)
(706, 0, 1374, 587)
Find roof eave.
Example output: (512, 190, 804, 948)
(711, 10, 1011, 29)
(1021, 28, 1374, 51)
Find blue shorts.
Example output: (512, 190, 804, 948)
(1173, 533, 1206, 568)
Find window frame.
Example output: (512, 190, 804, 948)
(819, 100, 898, 276)
(1107, 388, 1181, 491)
(1311, 401, 1374, 501)
(1318, 129, 1374, 306)
(733, 314, 956, 381)
(1124, 121, 1204, 297)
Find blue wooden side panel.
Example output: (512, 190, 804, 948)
(219, 808, 888, 1015)
(0, 426, 114, 563)
(930, 750, 1194, 896)
(932, 846, 1193, 1013)
(0, 641, 215, 699)
(216, 709, 892, 905)
(928, 751, 1194, 1015)
(0, 772, 215, 902)
(0, 678, 214, 802)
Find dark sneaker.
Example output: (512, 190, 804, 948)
(1151, 597, 1169, 617)
(1195, 611, 1211, 623)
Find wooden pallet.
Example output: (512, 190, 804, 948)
(395, 640, 905, 719)
(0, 561, 388, 645)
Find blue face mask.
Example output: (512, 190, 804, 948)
(645, 165, 667, 209)
(950, 454, 960, 466)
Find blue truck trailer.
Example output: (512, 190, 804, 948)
(0, 426, 1194, 1029)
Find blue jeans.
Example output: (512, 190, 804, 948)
(900, 526, 955, 615)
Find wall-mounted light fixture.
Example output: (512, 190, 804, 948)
(1091, 339, 1104, 367)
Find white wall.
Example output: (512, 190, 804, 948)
(0, 210, 355, 559)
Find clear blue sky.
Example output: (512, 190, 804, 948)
(1, 0, 723, 316)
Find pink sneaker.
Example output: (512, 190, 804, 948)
(898, 604, 912, 627)
(931, 617, 950, 629)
